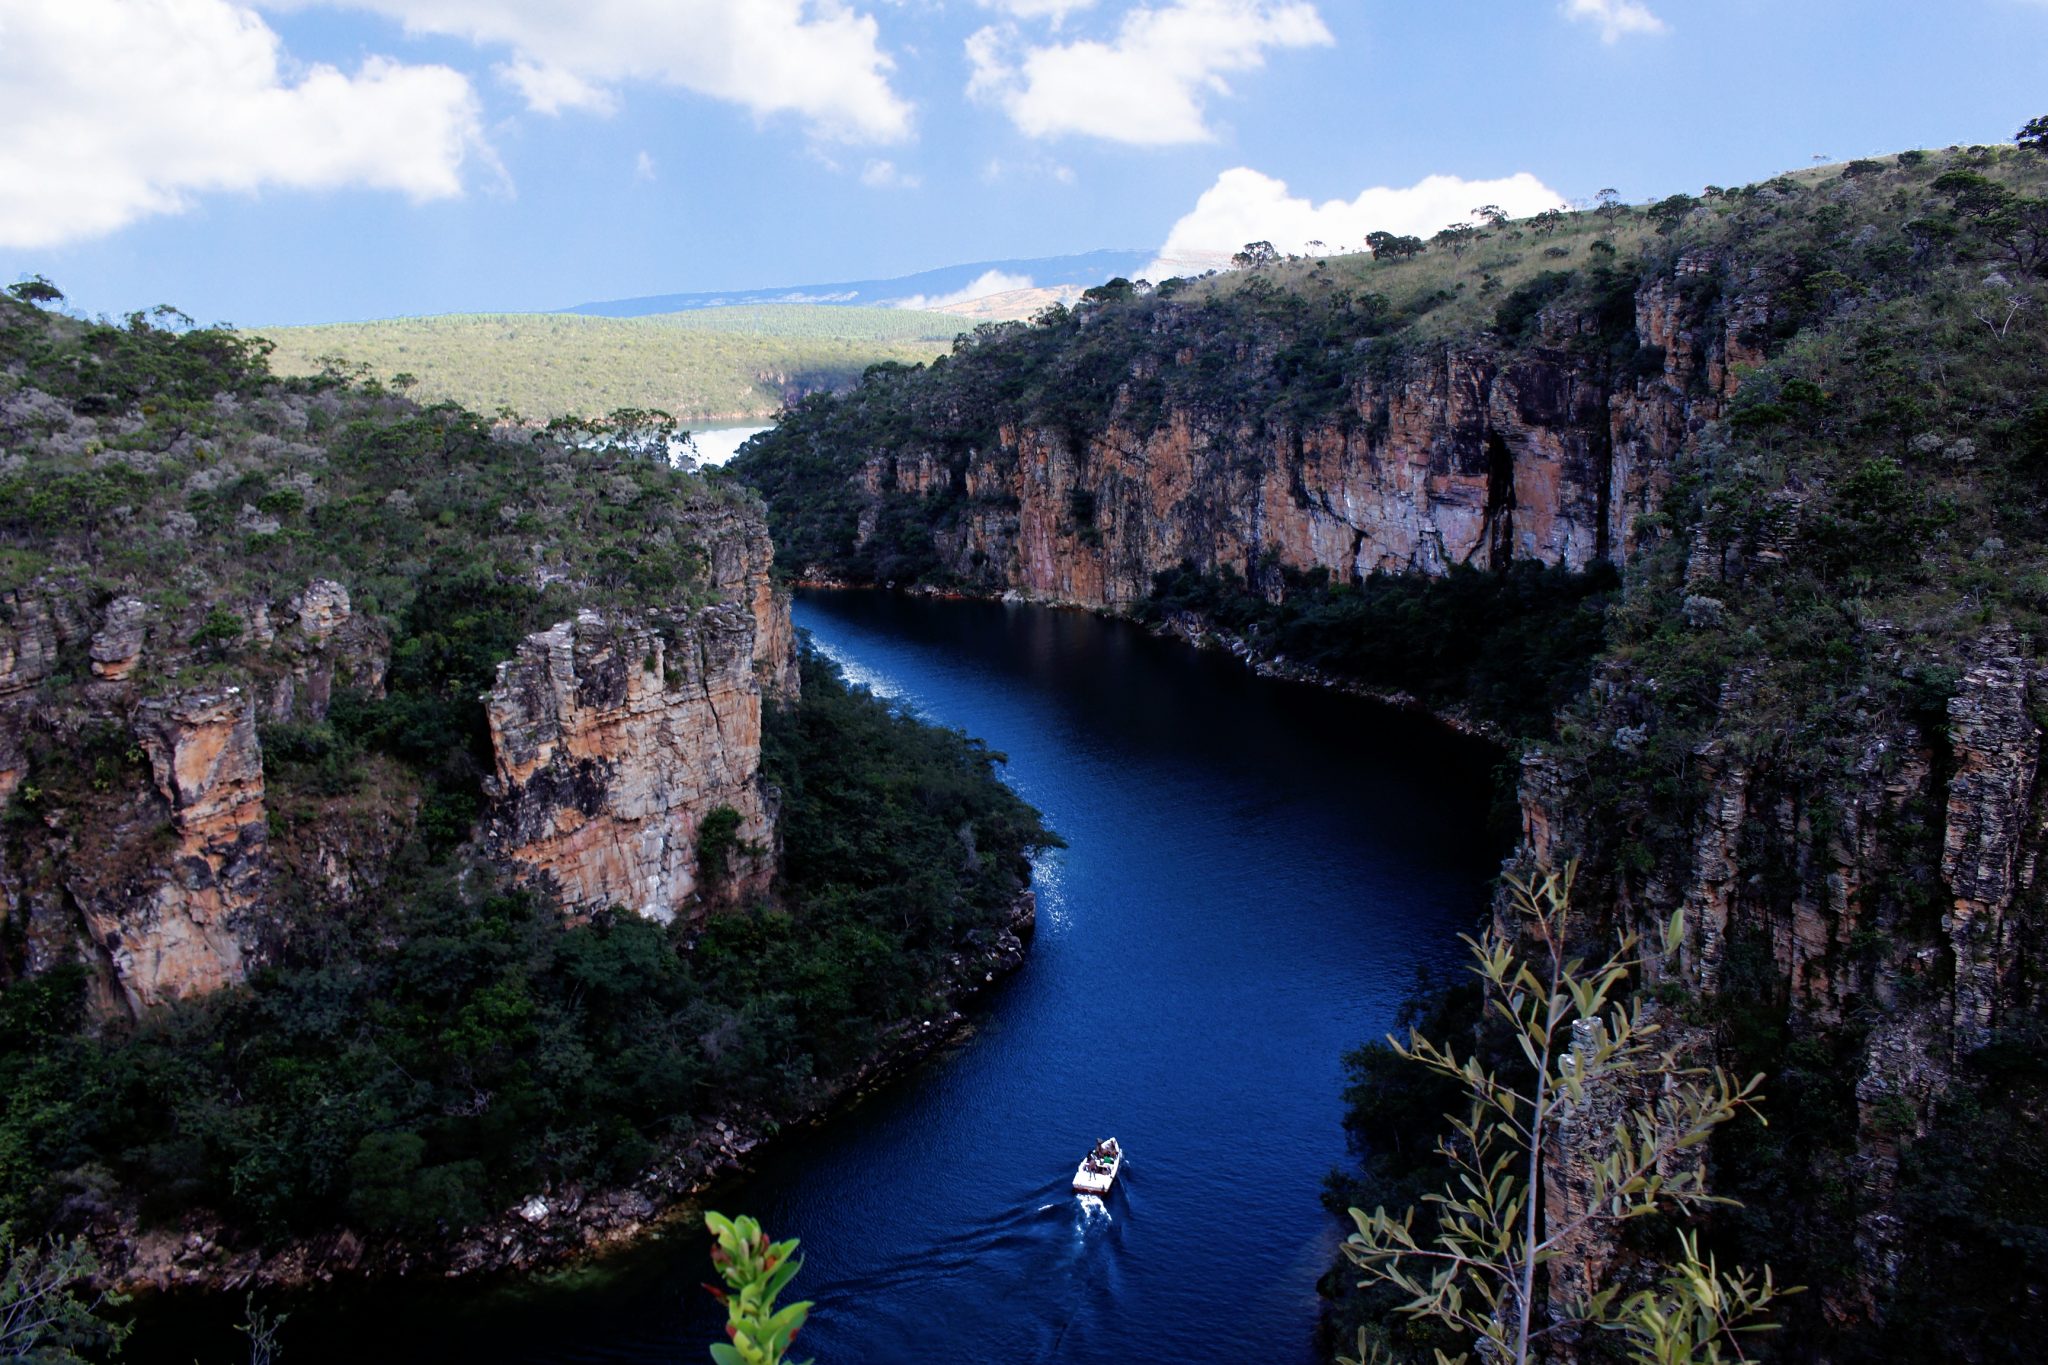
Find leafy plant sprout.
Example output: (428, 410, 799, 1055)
(703, 1212, 813, 1365)
(1338, 863, 1793, 1365)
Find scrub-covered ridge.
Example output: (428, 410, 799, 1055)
(732, 140, 2048, 1359)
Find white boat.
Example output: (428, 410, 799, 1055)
(1073, 1137, 1123, 1195)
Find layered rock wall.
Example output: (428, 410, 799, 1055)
(478, 505, 797, 923)
(1514, 619, 2048, 1337)
(480, 602, 778, 922)
(2, 507, 798, 1011)
(840, 262, 1757, 605)
(1, 580, 380, 1012)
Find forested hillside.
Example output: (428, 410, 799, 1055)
(731, 140, 2048, 1361)
(0, 289, 1051, 1288)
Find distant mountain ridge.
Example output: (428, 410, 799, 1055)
(564, 249, 1152, 317)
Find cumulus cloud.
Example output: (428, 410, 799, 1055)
(895, 269, 1035, 310)
(1562, 0, 1666, 42)
(0, 0, 483, 250)
(967, 0, 1332, 145)
(1143, 167, 1568, 277)
(304, 0, 915, 141)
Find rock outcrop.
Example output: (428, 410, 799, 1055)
(108, 689, 268, 1009)
(481, 603, 778, 922)
(828, 261, 1751, 606)
(1, 523, 797, 1010)
(1941, 639, 2042, 1054)
(478, 504, 797, 924)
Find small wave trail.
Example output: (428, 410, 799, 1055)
(784, 1181, 1126, 1364)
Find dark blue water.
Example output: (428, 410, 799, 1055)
(140, 592, 1499, 1364)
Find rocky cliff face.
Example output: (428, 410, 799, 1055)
(829, 259, 1760, 605)
(480, 507, 796, 924)
(480, 603, 779, 921)
(0, 579, 382, 1013)
(1, 507, 799, 1011)
(1511, 582, 2048, 1339)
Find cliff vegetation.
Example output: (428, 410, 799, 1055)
(0, 290, 1053, 1282)
(730, 136, 2048, 1362)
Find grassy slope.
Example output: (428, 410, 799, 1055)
(1170, 160, 1870, 338)
(255, 305, 961, 423)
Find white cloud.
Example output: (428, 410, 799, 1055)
(1143, 167, 1568, 277)
(976, 0, 1098, 24)
(895, 269, 1035, 309)
(966, 0, 1332, 145)
(302, 0, 915, 141)
(501, 58, 616, 115)
(1561, 0, 1666, 42)
(0, 0, 483, 250)
(634, 150, 658, 181)
(981, 155, 1076, 185)
(860, 158, 922, 189)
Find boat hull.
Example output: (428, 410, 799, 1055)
(1073, 1140, 1122, 1195)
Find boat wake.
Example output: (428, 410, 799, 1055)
(789, 1178, 1128, 1363)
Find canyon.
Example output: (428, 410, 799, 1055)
(731, 149, 2048, 1354)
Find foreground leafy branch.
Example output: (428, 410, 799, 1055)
(0, 1224, 129, 1364)
(703, 1212, 812, 1365)
(1339, 863, 1793, 1365)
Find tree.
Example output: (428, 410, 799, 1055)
(1434, 223, 1480, 257)
(1231, 240, 1280, 270)
(0, 1225, 130, 1364)
(1594, 187, 1625, 220)
(703, 1212, 811, 1365)
(1473, 204, 1510, 229)
(1648, 194, 1700, 234)
(2018, 115, 2048, 151)
(5, 275, 63, 307)
(1336, 864, 1791, 1365)
(1529, 209, 1567, 236)
(1081, 277, 1135, 306)
(1367, 234, 1426, 261)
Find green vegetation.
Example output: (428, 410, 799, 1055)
(0, 647, 1051, 1236)
(702, 1212, 811, 1365)
(1334, 865, 1787, 1365)
(0, 1224, 129, 1363)
(1136, 560, 1618, 738)
(732, 138, 2048, 1362)
(0, 290, 1054, 1253)
(0, 295, 755, 616)
(255, 306, 958, 423)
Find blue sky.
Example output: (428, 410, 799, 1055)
(1, 0, 2043, 326)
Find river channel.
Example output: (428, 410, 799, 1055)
(141, 590, 1501, 1364)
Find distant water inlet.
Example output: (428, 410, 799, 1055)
(687, 423, 771, 467)
(134, 591, 1498, 1365)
